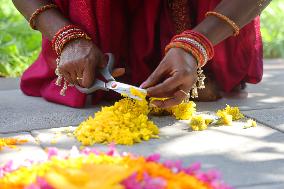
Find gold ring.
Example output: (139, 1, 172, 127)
(76, 77, 83, 80)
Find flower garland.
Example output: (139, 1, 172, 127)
(0, 146, 233, 189)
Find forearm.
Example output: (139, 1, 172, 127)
(194, 0, 272, 45)
(12, 0, 71, 40)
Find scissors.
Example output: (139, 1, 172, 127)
(76, 53, 147, 101)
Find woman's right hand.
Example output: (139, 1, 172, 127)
(58, 38, 106, 88)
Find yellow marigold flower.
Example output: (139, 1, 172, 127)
(129, 87, 146, 99)
(149, 97, 169, 116)
(167, 101, 196, 120)
(217, 105, 244, 121)
(74, 88, 159, 146)
(45, 164, 135, 189)
(205, 118, 213, 125)
(0, 138, 28, 151)
(0, 152, 127, 186)
(149, 98, 196, 120)
(190, 115, 211, 131)
(243, 119, 257, 129)
(150, 107, 168, 115)
(216, 111, 233, 126)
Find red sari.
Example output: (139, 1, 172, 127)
(20, 0, 263, 108)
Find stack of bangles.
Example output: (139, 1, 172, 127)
(51, 25, 91, 96)
(28, 4, 92, 96)
(165, 30, 214, 99)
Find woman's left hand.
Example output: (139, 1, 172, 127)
(140, 48, 198, 108)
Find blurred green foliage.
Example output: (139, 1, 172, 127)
(0, 0, 283, 77)
(0, 0, 41, 77)
(261, 0, 284, 58)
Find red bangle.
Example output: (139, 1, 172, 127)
(29, 4, 58, 30)
(172, 39, 205, 65)
(174, 31, 214, 60)
(56, 32, 89, 55)
(51, 25, 80, 50)
(54, 31, 86, 53)
(51, 25, 91, 55)
(166, 30, 215, 67)
(165, 41, 205, 68)
(183, 31, 214, 58)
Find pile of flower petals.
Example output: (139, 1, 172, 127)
(74, 88, 196, 146)
(0, 146, 233, 189)
(74, 94, 159, 146)
(0, 138, 28, 151)
(149, 98, 196, 120)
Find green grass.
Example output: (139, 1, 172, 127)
(260, 0, 284, 58)
(0, 0, 41, 77)
(0, 1, 283, 77)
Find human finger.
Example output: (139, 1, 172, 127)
(146, 73, 184, 98)
(111, 68, 125, 78)
(140, 63, 167, 89)
(151, 88, 188, 108)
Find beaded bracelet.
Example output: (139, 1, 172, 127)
(169, 31, 214, 67)
(205, 11, 240, 37)
(51, 25, 91, 96)
(174, 37, 208, 66)
(172, 32, 214, 61)
(165, 41, 205, 68)
(165, 30, 213, 98)
(181, 31, 215, 59)
(51, 25, 86, 55)
(55, 31, 89, 55)
(29, 4, 58, 30)
(171, 36, 208, 67)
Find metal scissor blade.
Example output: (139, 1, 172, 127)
(105, 81, 147, 101)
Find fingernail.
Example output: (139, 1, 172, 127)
(140, 82, 146, 88)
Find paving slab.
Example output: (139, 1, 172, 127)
(197, 59, 284, 112)
(31, 126, 80, 151)
(0, 90, 100, 133)
(238, 182, 284, 189)
(31, 117, 284, 187)
(243, 107, 284, 132)
(0, 132, 46, 165)
(0, 78, 19, 90)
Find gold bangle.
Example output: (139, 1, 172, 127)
(205, 11, 240, 37)
(29, 4, 58, 30)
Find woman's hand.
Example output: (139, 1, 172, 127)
(141, 48, 198, 108)
(58, 39, 125, 88)
(58, 38, 106, 87)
